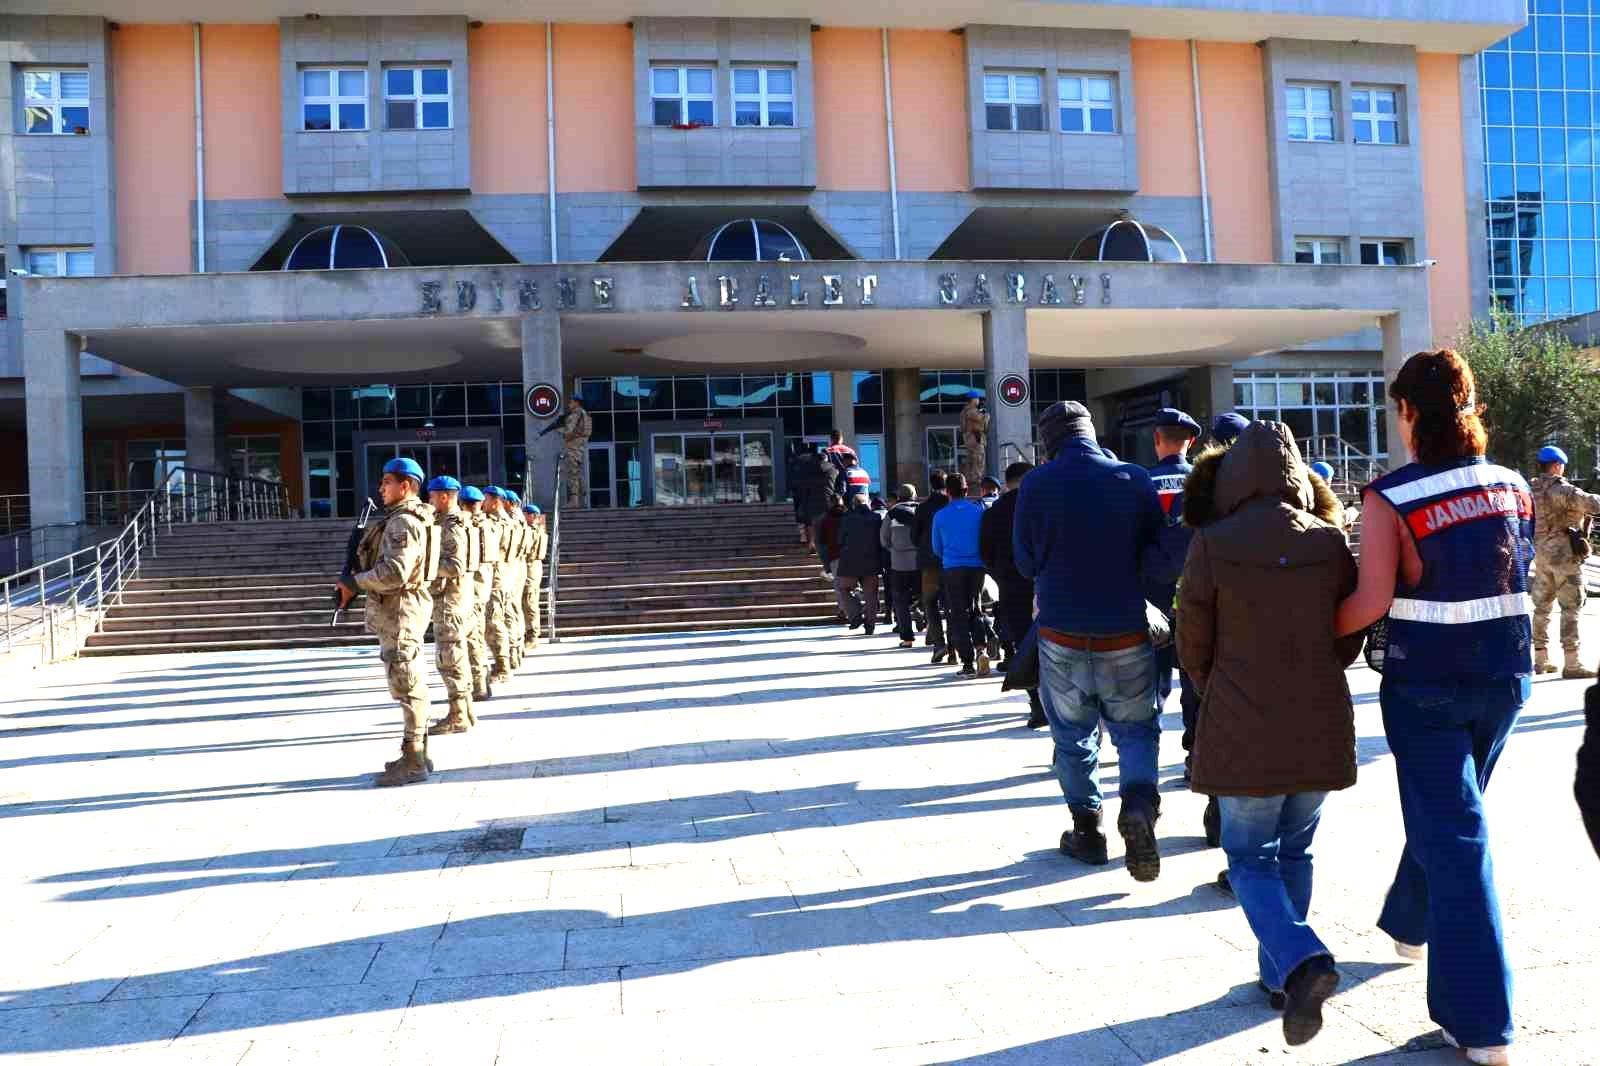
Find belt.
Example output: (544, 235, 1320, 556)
(1038, 627, 1147, 652)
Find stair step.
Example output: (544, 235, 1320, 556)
(85, 620, 371, 646)
(80, 634, 377, 657)
(126, 572, 338, 590)
(551, 600, 845, 626)
(110, 595, 351, 618)
(555, 615, 837, 637)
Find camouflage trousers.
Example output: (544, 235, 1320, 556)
(505, 564, 526, 666)
(431, 588, 474, 722)
(466, 571, 491, 692)
(484, 573, 513, 676)
(563, 445, 587, 508)
(1532, 559, 1586, 654)
(524, 560, 543, 645)
(378, 632, 430, 749)
(962, 441, 986, 489)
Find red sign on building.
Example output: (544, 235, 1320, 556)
(998, 374, 1029, 407)
(525, 383, 562, 417)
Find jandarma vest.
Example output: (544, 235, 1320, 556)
(1148, 458, 1192, 526)
(1367, 457, 1535, 679)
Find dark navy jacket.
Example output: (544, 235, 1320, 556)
(1142, 453, 1195, 614)
(1014, 436, 1164, 636)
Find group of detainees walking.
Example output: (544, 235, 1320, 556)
(790, 352, 1600, 1064)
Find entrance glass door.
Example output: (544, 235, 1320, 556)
(650, 431, 775, 506)
(586, 443, 615, 509)
(925, 426, 965, 483)
(305, 451, 336, 518)
(364, 440, 492, 502)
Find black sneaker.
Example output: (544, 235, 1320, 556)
(1214, 869, 1234, 897)
(848, 619, 862, 631)
(1117, 792, 1161, 883)
(1259, 980, 1287, 1012)
(929, 645, 948, 665)
(1282, 955, 1339, 1046)
(863, 626, 875, 636)
(1204, 797, 1221, 848)
(1059, 810, 1109, 866)
(958, 663, 978, 677)
(1026, 706, 1047, 729)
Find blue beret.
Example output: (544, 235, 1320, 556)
(382, 457, 425, 484)
(522, 503, 541, 514)
(425, 475, 461, 494)
(1309, 461, 1335, 482)
(459, 485, 485, 503)
(1538, 445, 1570, 465)
(966, 390, 983, 399)
(484, 486, 506, 498)
(1211, 413, 1250, 445)
(1153, 408, 1200, 436)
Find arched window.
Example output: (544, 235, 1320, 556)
(692, 218, 811, 261)
(283, 225, 411, 270)
(1069, 218, 1188, 263)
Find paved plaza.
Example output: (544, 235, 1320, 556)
(1, 619, 1595, 1065)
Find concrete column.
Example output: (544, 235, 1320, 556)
(1381, 311, 1433, 469)
(183, 387, 229, 474)
(982, 306, 1031, 476)
(1184, 365, 1236, 432)
(24, 330, 85, 534)
(887, 368, 923, 490)
(829, 370, 856, 446)
(522, 314, 564, 512)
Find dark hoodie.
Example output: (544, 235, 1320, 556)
(1177, 421, 1363, 797)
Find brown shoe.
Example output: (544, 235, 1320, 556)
(428, 714, 469, 736)
(1563, 664, 1597, 680)
(376, 749, 430, 787)
(1535, 650, 1558, 674)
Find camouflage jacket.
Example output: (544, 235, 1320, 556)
(354, 497, 435, 638)
(562, 407, 593, 446)
(1532, 474, 1600, 561)
(960, 405, 990, 444)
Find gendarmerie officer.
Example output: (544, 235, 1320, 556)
(1530, 444, 1600, 677)
(1142, 408, 1201, 772)
(503, 489, 528, 671)
(481, 486, 516, 684)
(458, 486, 494, 700)
(425, 476, 476, 736)
(522, 503, 547, 649)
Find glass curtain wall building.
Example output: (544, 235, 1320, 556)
(1480, 1, 1600, 324)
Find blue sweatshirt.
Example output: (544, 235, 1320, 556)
(1013, 436, 1163, 636)
(931, 497, 985, 569)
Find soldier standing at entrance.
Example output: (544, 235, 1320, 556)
(458, 486, 494, 700)
(961, 392, 991, 488)
(482, 486, 515, 684)
(523, 503, 547, 649)
(562, 396, 593, 509)
(426, 476, 477, 735)
(1531, 445, 1600, 677)
(503, 490, 528, 671)
(336, 457, 438, 787)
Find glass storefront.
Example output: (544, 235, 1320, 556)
(650, 431, 775, 505)
(1233, 370, 1388, 460)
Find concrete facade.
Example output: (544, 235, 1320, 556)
(1261, 38, 1426, 267)
(632, 18, 817, 190)
(964, 25, 1137, 193)
(278, 15, 471, 195)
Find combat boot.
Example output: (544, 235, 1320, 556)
(380, 746, 432, 783)
(1117, 784, 1163, 883)
(1059, 808, 1109, 866)
(428, 712, 469, 736)
(1563, 651, 1596, 679)
(1535, 648, 1558, 674)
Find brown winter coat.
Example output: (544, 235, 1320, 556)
(1177, 422, 1364, 797)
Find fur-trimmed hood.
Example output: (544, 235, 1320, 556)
(1184, 425, 1343, 530)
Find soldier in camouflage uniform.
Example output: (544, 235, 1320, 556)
(483, 486, 516, 684)
(959, 392, 990, 488)
(337, 457, 437, 787)
(1531, 445, 1600, 678)
(523, 503, 547, 649)
(562, 396, 593, 509)
(503, 490, 527, 671)
(425, 476, 476, 735)
(459, 486, 495, 699)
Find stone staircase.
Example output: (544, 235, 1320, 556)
(81, 504, 837, 656)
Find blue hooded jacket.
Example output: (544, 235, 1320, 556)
(931, 497, 985, 569)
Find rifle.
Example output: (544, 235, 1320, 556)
(536, 409, 573, 439)
(331, 497, 379, 626)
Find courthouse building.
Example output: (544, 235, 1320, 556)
(0, 0, 1520, 524)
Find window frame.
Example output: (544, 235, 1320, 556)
(983, 70, 1046, 133)
(1056, 73, 1117, 135)
(21, 67, 91, 136)
(382, 65, 452, 131)
(23, 246, 95, 277)
(1350, 84, 1402, 145)
(731, 66, 796, 128)
(650, 65, 717, 128)
(1359, 239, 1411, 266)
(300, 66, 370, 132)
(1285, 81, 1337, 143)
(1293, 238, 1345, 265)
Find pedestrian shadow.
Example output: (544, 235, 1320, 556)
(0, 772, 375, 819)
(0, 729, 394, 773)
(1513, 707, 1587, 734)
(0, 699, 393, 744)
(1, 853, 1241, 1055)
(2, 686, 379, 724)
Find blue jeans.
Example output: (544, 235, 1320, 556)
(1037, 639, 1158, 815)
(1377, 675, 1526, 1049)
(1219, 792, 1331, 992)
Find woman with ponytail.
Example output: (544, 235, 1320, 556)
(1335, 350, 1529, 1065)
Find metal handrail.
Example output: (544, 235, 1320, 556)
(998, 440, 1036, 470)
(1299, 434, 1383, 488)
(0, 495, 31, 535)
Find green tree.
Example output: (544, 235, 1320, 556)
(1457, 310, 1600, 480)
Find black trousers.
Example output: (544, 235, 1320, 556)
(994, 574, 1034, 655)
(920, 567, 947, 648)
(890, 570, 919, 640)
(942, 567, 986, 666)
(1157, 642, 1203, 752)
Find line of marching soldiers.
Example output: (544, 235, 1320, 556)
(334, 457, 549, 787)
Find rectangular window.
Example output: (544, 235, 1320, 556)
(651, 66, 715, 127)
(1285, 82, 1335, 142)
(301, 67, 368, 131)
(1057, 74, 1116, 134)
(732, 67, 795, 128)
(22, 68, 91, 135)
(1351, 85, 1401, 144)
(24, 247, 95, 277)
(384, 66, 450, 130)
(1360, 239, 1410, 266)
(984, 71, 1045, 132)
(1293, 238, 1344, 264)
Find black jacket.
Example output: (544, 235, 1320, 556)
(912, 493, 949, 570)
(789, 452, 833, 524)
(836, 502, 884, 579)
(1581, 683, 1600, 860)
(980, 487, 1024, 584)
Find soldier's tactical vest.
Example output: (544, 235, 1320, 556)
(478, 512, 502, 565)
(1368, 457, 1534, 680)
(461, 513, 481, 572)
(358, 501, 439, 587)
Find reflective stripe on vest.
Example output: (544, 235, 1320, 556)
(1388, 592, 1532, 626)
(1378, 463, 1514, 506)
